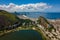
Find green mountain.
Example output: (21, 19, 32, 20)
(0, 10, 20, 31)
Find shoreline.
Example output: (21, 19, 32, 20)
(0, 26, 48, 40)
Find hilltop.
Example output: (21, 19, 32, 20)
(0, 10, 21, 31)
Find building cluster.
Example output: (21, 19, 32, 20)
(38, 19, 60, 40)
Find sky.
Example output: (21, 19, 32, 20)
(0, 0, 60, 12)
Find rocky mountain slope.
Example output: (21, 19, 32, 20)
(37, 16, 55, 32)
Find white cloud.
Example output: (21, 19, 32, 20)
(0, 2, 52, 12)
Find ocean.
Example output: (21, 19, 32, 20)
(16, 12, 60, 19)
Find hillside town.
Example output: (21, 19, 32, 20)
(18, 15, 60, 40)
(37, 17, 60, 40)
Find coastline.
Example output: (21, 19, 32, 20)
(0, 26, 48, 40)
(0, 15, 52, 40)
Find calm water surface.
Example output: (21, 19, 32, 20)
(0, 30, 43, 40)
(17, 12, 60, 19)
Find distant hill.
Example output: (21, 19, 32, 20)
(13, 12, 28, 15)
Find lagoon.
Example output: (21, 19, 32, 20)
(0, 30, 43, 40)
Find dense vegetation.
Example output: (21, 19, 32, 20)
(0, 10, 21, 31)
(21, 19, 36, 28)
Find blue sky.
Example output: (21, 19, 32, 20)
(0, 0, 60, 12)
